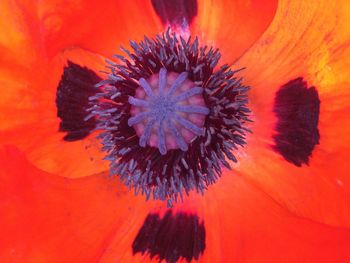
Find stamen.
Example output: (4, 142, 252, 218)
(89, 31, 251, 206)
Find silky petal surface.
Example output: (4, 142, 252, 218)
(0, 48, 109, 178)
(38, 0, 162, 57)
(0, 145, 154, 263)
(192, 0, 278, 64)
(1, 146, 350, 263)
(235, 0, 350, 227)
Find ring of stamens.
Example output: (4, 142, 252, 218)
(128, 68, 209, 155)
(89, 31, 250, 206)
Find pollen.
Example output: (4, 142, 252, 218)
(128, 68, 209, 155)
(89, 30, 251, 206)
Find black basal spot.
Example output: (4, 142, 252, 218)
(133, 210, 205, 263)
(151, 0, 198, 28)
(56, 61, 101, 141)
(273, 78, 320, 167)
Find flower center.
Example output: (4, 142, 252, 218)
(89, 31, 250, 206)
(128, 68, 209, 155)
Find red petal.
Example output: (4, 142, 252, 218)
(0, 48, 109, 178)
(235, 0, 350, 226)
(39, 0, 162, 57)
(0, 145, 154, 262)
(0, 0, 42, 67)
(1, 146, 349, 262)
(200, 175, 350, 262)
(193, 0, 278, 64)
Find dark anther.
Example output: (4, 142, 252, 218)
(56, 61, 101, 141)
(132, 210, 205, 263)
(151, 0, 198, 28)
(90, 30, 251, 205)
(273, 78, 320, 166)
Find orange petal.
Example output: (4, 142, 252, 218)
(38, 0, 162, 57)
(1, 0, 163, 61)
(0, 0, 163, 178)
(0, 145, 155, 263)
(1, 145, 349, 263)
(0, 0, 42, 67)
(199, 174, 350, 263)
(235, 0, 350, 226)
(0, 0, 44, 130)
(0, 48, 110, 178)
(193, 0, 278, 64)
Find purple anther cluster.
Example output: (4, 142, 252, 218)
(89, 30, 251, 206)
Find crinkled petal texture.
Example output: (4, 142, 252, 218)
(0, 0, 162, 178)
(0, 0, 161, 63)
(1, 146, 350, 263)
(235, 0, 350, 227)
(1, 0, 350, 262)
(193, 0, 278, 64)
(0, 145, 154, 263)
(149, 0, 278, 64)
(34, 0, 162, 57)
(0, 0, 276, 179)
(0, 48, 110, 178)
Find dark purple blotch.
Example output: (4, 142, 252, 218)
(132, 210, 206, 263)
(273, 78, 320, 166)
(56, 61, 101, 141)
(151, 0, 198, 28)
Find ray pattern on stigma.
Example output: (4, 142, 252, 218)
(128, 68, 210, 155)
(88, 30, 251, 206)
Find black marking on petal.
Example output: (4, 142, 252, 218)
(132, 211, 205, 263)
(151, 0, 198, 28)
(56, 61, 101, 141)
(273, 78, 320, 167)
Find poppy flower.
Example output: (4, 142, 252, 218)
(1, 0, 350, 262)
